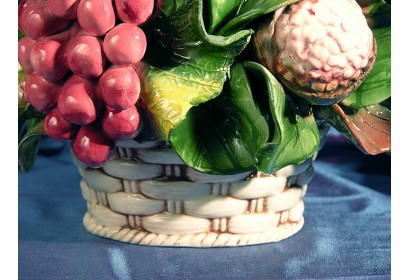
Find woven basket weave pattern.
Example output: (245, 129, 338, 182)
(76, 138, 317, 247)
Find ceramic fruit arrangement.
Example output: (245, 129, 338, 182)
(18, 0, 391, 174)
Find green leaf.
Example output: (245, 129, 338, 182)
(169, 62, 269, 174)
(206, 0, 243, 34)
(257, 111, 319, 174)
(342, 27, 391, 109)
(140, 0, 252, 138)
(243, 61, 320, 174)
(18, 29, 24, 40)
(317, 103, 390, 155)
(18, 118, 45, 172)
(139, 63, 227, 138)
(217, 0, 300, 35)
(18, 106, 45, 141)
(19, 105, 44, 121)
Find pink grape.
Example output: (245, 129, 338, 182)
(57, 75, 100, 125)
(98, 66, 140, 110)
(20, 0, 72, 40)
(18, 36, 36, 74)
(103, 23, 147, 66)
(65, 35, 106, 78)
(44, 108, 79, 140)
(114, 0, 155, 26)
(18, 0, 34, 34)
(77, 0, 116, 36)
(30, 38, 69, 81)
(47, 0, 80, 19)
(72, 123, 115, 168)
(18, 0, 46, 35)
(101, 106, 140, 141)
(25, 72, 62, 112)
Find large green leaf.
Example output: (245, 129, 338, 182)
(169, 62, 269, 174)
(140, 0, 252, 138)
(168, 60, 321, 175)
(18, 118, 45, 172)
(243, 62, 320, 174)
(206, 0, 243, 34)
(317, 104, 390, 155)
(342, 28, 391, 109)
(217, 0, 299, 35)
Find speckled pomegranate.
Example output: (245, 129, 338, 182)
(254, 0, 377, 105)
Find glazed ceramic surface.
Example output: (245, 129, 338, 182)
(73, 125, 329, 247)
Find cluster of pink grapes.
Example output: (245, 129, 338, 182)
(18, 0, 155, 168)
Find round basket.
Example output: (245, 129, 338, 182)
(72, 131, 326, 247)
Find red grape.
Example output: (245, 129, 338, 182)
(20, 1, 72, 40)
(77, 0, 116, 36)
(72, 123, 115, 168)
(18, 0, 46, 34)
(98, 66, 140, 110)
(18, 36, 36, 74)
(103, 23, 147, 66)
(65, 35, 106, 78)
(44, 108, 79, 140)
(18, 0, 34, 34)
(114, 0, 154, 26)
(47, 0, 80, 19)
(25, 72, 62, 112)
(30, 38, 69, 82)
(57, 75, 100, 125)
(101, 106, 140, 141)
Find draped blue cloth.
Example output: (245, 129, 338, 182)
(18, 134, 391, 279)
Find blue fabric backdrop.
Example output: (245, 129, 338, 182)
(18, 133, 391, 279)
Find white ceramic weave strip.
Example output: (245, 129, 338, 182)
(103, 159, 163, 180)
(83, 213, 305, 247)
(139, 180, 211, 200)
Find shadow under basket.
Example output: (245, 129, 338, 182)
(72, 136, 324, 248)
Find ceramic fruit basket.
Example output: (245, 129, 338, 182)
(18, 0, 391, 247)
